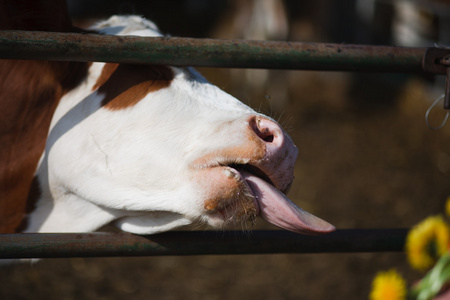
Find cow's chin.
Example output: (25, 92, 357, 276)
(195, 166, 262, 229)
(195, 161, 296, 230)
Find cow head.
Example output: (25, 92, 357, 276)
(28, 16, 334, 235)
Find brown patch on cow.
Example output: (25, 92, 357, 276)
(0, 0, 90, 233)
(199, 167, 257, 225)
(92, 63, 119, 91)
(204, 199, 220, 211)
(0, 60, 89, 233)
(94, 63, 174, 111)
(193, 141, 266, 170)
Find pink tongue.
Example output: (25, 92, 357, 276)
(242, 171, 335, 235)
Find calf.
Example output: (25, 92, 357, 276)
(0, 1, 334, 235)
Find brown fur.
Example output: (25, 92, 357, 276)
(0, 0, 89, 233)
(95, 63, 174, 111)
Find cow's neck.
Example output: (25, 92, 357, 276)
(0, 60, 89, 233)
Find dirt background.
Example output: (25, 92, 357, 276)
(2, 1, 450, 299)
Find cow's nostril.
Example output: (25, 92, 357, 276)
(250, 116, 282, 144)
(260, 130, 274, 143)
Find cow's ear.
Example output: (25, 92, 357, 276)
(0, 0, 73, 31)
(114, 213, 192, 234)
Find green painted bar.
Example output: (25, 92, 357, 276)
(0, 229, 408, 259)
(0, 30, 428, 72)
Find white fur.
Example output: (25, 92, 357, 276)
(25, 16, 261, 234)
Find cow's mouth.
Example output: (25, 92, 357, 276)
(220, 162, 335, 235)
(228, 163, 274, 188)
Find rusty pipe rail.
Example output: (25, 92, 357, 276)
(0, 229, 407, 259)
(5, 31, 450, 107)
(0, 30, 434, 73)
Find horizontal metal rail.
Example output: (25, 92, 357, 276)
(0, 229, 407, 259)
(0, 30, 433, 73)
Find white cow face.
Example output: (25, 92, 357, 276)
(30, 16, 334, 235)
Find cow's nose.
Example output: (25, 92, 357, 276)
(248, 115, 298, 192)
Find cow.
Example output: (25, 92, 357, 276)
(0, 0, 334, 236)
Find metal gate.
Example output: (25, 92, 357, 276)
(0, 31, 448, 259)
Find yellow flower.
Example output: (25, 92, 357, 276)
(406, 216, 450, 271)
(370, 269, 407, 300)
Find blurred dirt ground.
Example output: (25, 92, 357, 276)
(2, 1, 450, 299)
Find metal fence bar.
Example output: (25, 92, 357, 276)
(0, 30, 430, 73)
(0, 229, 407, 259)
